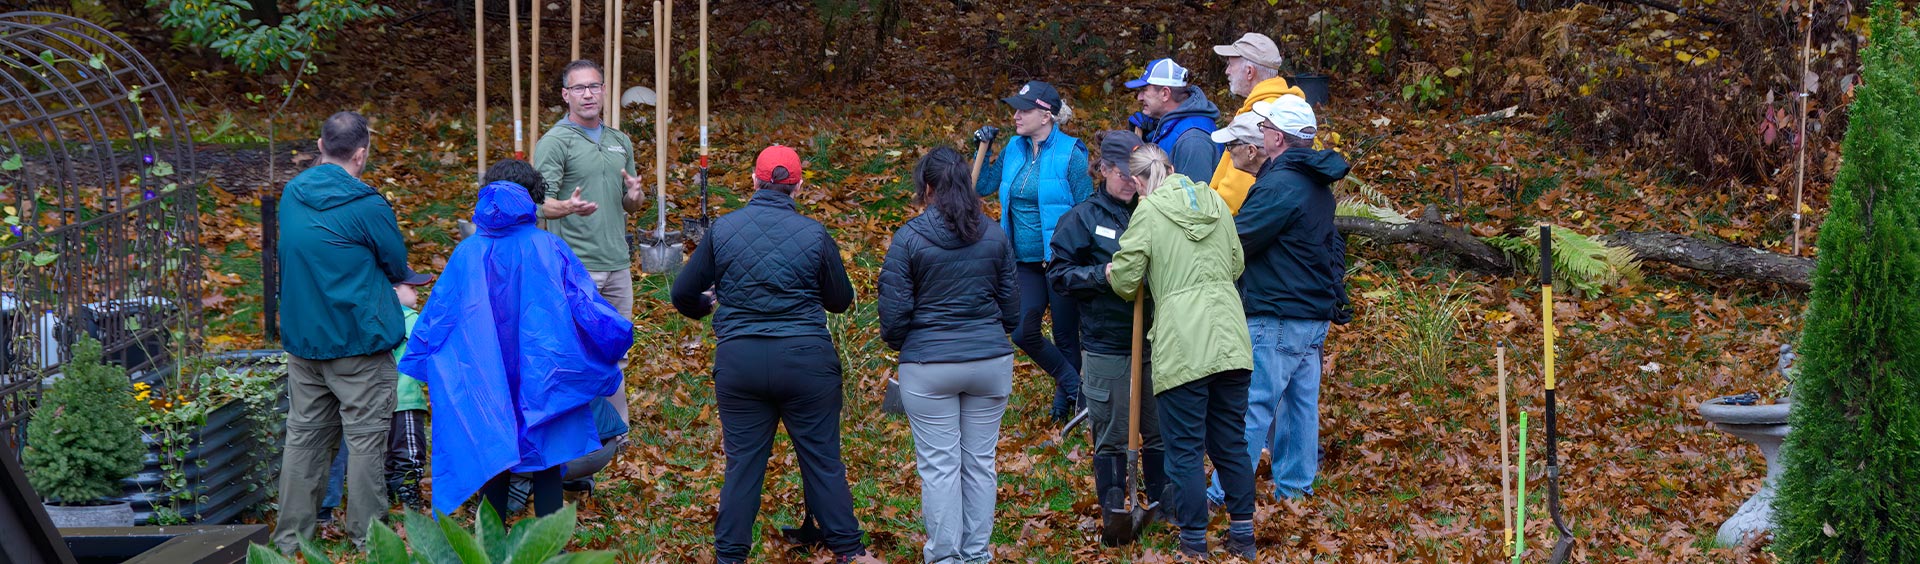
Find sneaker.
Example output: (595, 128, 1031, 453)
(1178, 537, 1209, 558)
(1225, 531, 1256, 559)
(316, 507, 337, 525)
(833, 548, 878, 563)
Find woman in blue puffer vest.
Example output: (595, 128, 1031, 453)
(970, 80, 1095, 422)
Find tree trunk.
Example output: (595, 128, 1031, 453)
(1335, 206, 1815, 290)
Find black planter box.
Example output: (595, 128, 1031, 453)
(115, 351, 288, 526)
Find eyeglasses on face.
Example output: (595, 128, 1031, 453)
(564, 82, 604, 94)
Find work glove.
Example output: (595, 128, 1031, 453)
(1127, 112, 1155, 135)
(971, 125, 1000, 146)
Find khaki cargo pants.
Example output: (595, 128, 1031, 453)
(273, 352, 396, 551)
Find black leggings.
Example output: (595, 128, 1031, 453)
(480, 466, 563, 518)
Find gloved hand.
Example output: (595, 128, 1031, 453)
(1127, 112, 1154, 134)
(971, 125, 1000, 146)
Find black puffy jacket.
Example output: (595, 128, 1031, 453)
(1047, 189, 1149, 356)
(671, 189, 854, 341)
(1235, 149, 1352, 323)
(877, 209, 1019, 364)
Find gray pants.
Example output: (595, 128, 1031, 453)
(274, 352, 396, 551)
(589, 268, 633, 424)
(1083, 351, 1163, 455)
(901, 354, 1013, 564)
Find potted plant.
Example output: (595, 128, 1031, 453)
(125, 350, 289, 526)
(1286, 10, 1342, 106)
(22, 334, 146, 527)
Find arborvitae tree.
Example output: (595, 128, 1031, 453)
(1772, 1, 1920, 560)
(21, 335, 145, 504)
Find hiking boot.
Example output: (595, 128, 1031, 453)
(1094, 454, 1129, 547)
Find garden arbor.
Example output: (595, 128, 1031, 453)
(0, 11, 201, 447)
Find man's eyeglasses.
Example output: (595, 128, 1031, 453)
(564, 83, 604, 94)
(1225, 141, 1250, 149)
(1257, 121, 1283, 133)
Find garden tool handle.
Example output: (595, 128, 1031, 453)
(970, 141, 990, 191)
(1127, 290, 1145, 452)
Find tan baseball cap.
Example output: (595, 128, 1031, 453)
(1213, 33, 1284, 71)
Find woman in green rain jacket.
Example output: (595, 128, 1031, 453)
(1107, 145, 1257, 559)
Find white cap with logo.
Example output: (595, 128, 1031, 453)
(1251, 95, 1317, 139)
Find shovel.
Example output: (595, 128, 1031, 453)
(1102, 295, 1158, 545)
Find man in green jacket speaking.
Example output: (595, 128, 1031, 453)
(273, 111, 413, 552)
(532, 59, 648, 426)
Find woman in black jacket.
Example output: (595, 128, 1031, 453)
(1047, 130, 1167, 546)
(878, 147, 1021, 563)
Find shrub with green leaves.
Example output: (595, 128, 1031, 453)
(1771, 1, 1920, 560)
(246, 501, 613, 564)
(21, 335, 146, 504)
(151, 0, 393, 74)
(1483, 226, 1640, 297)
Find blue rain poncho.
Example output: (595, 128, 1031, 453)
(398, 181, 634, 517)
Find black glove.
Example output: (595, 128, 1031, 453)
(972, 125, 1000, 146)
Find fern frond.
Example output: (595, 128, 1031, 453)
(1336, 197, 1414, 225)
(1479, 226, 1640, 296)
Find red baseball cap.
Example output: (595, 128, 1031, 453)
(754, 145, 803, 185)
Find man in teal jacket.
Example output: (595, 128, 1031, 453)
(272, 111, 413, 552)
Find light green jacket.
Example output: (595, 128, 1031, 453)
(1109, 174, 1254, 394)
(393, 306, 428, 412)
(532, 120, 638, 271)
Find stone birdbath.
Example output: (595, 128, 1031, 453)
(1694, 345, 1795, 547)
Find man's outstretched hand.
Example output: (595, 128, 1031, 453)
(622, 170, 649, 212)
(556, 187, 600, 217)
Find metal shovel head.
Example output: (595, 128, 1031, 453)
(1099, 491, 1157, 546)
(881, 377, 905, 415)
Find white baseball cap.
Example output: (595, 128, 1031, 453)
(1210, 112, 1268, 146)
(1126, 58, 1190, 89)
(1251, 95, 1316, 139)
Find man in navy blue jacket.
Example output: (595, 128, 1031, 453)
(1209, 95, 1353, 505)
(670, 145, 871, 564)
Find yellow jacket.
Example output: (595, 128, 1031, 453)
(1211, 78, 1306, 214)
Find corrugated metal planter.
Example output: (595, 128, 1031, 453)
(116, 351, 287, 525)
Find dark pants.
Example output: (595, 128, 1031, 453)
(1014, 262, 1081, 410)
(481, 465, 561, 518)
(1157, 370, 1255, 532)
(713, 335, 865, 561)
(387, 409, 428, 509)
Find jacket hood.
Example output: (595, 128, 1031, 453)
(1148, 174, 1226, 241)
(473, 181, 538, 235)
(1235, 78, 1307, 115)
(910, 208, 988, 250)
(288, 163, 378, 211)
(1161, 86, 1222, 124)
(1275, 148, 1352, 185)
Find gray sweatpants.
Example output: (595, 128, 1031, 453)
(900, 354, 1014, 564)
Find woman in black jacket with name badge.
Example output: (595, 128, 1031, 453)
(879, 147, 1021, 563)
(1047, 131, 1168, 546)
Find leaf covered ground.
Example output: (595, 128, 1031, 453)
(144, 3, 1829, 562)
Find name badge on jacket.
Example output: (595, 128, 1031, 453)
(1094, 226, 1117, 240)
(606, 144, 626, 154)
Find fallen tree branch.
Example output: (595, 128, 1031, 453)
(1336, 206, 1513, 273)
(1598, 231, 1814, 290)
(1336, 206, 1815, 290)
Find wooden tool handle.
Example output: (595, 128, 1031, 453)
(1127, 291, 1145, 452)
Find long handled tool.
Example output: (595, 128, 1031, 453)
(1101, 295, 1158, 545)
(1539, 226, 1575, 563)
(970, 136, 991, 190)
(1512, 411, 1529, 563)
(1498, 342, 1513, 558)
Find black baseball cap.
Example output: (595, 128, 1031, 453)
(1001, 81, 1063, 116)
(1098, 130, 1146, 168)
(397, 268, 435, 286)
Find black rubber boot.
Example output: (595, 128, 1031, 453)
(1050, 372, 1082, 422)
(1095, 454, 1128, 547)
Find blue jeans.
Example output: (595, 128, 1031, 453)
(1208, 317, 1328, 502)
(322, 438, 348, 510)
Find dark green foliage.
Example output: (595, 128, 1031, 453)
(1773, 1, 1920, 560)
(21, 335, 145, 504)
(245, 501, 614, 564)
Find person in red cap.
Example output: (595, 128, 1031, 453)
(670, 145, 872, 564)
